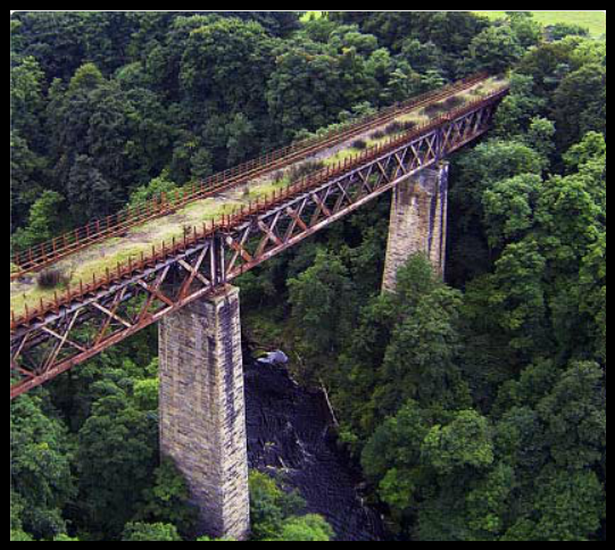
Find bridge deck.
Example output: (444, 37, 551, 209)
(11, 76, 510, 398)
(10, 76, 503, 320)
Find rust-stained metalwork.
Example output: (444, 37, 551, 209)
(10, 85, 508, 399)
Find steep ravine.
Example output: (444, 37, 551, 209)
(244, 356, 387, 542)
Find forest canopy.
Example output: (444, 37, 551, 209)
(10, 11, 606, 542)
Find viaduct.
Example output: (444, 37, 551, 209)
(10, 74, 509, 540)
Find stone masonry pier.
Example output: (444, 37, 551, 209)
(382, 161, 449, 291)
(159, 285, 250, 541)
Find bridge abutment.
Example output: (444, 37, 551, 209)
(159, 285, 250, 541)
(382, 161, 449, 292)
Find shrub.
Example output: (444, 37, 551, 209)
(422, 102, 446, 117)
(351, 138, 367, 150)
(271, 170, 285, 184)
(384, 121, 404, 136)
(288, 160, 325, 183)
(443, 96, 465, 110)
(400, 120, 417, 132)
(370, 129, 386, 140)
(36, 268, 69, 290)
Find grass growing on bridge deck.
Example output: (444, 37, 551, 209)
(10, 76, 506, 318)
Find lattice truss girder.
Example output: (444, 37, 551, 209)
(10, 100, 499, 398)
(10, 242, 222, 398)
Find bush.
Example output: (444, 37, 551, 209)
(351, 138, 367, 150)
(443, 96, 465, 110)
(288, 160, 325, 183)
(370, 129, 386, 140)
(384, 121, 404, 136)
(400, 120, 417, 132)
(36, 268, 69, 290)
(422, 102, 446, 117)
(271, 170, 286, 184)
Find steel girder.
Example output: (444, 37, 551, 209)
(10, 96, 503, 399)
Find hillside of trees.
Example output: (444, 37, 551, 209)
(10, 11, 606, 542)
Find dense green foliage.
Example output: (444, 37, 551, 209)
(11, 11, 605, 542)
(249, 471, 334, 542)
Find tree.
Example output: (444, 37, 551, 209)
(11, 189, 65, 252)
(551, 63, 606, 151)
(421, 410, 494, 476)
(11, 489, 33, 542)
(375, 281, 468, 415)
(121, 522, 182, 542)
(578, 232, 606, 362)
(288, 248, 357, 357)
(569, 39, 606, 70)
(563, 131, 606, 172)
(494, 73, 548, 137)
(135, 458, 198, 538)
(503, 468, 605, 541)
(478, 238, 549, 354)
(266, 40, 349, 141)
(482, 173, 542, 250)
(448, 137, 546, 284)
(179, 18, 274, 120)
(249, 471, 309, 541)
(67, 62, 105, 94)
(225, 112, 258, 166)
(536, 361, 606, 471)
(548, 23, 590, 41)
(270, 515, 335, 542)
(10, 130, 47, 232)
(10, 395, 76, 540)
(465, 462, 516, 540)
(469, 26, 523, 73)
(53, 534, 81, 542)
(361, 400, 429, 514)
(75, 380, 159, 538)
(523, 116, 556, 161)
(507, 12, 542, 50)
(128, 170, 178, 207)
(47, 63, 150, 221)
(10, 529, 34, 542)
(10, 55, 46, 147)
(66, 154, 115, 223)
(399, 38, 442, 74)
(454, 139, 547, 225)
(517, 39, 577, 96)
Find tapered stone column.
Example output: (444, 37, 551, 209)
(159, 286, 250, 541)
(382, 161, 449, 292)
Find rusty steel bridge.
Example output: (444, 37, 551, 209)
(10, 74, 509, 399)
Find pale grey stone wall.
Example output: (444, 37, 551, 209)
(159, 285, 250, 541)
(382, 162, 449, 292)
